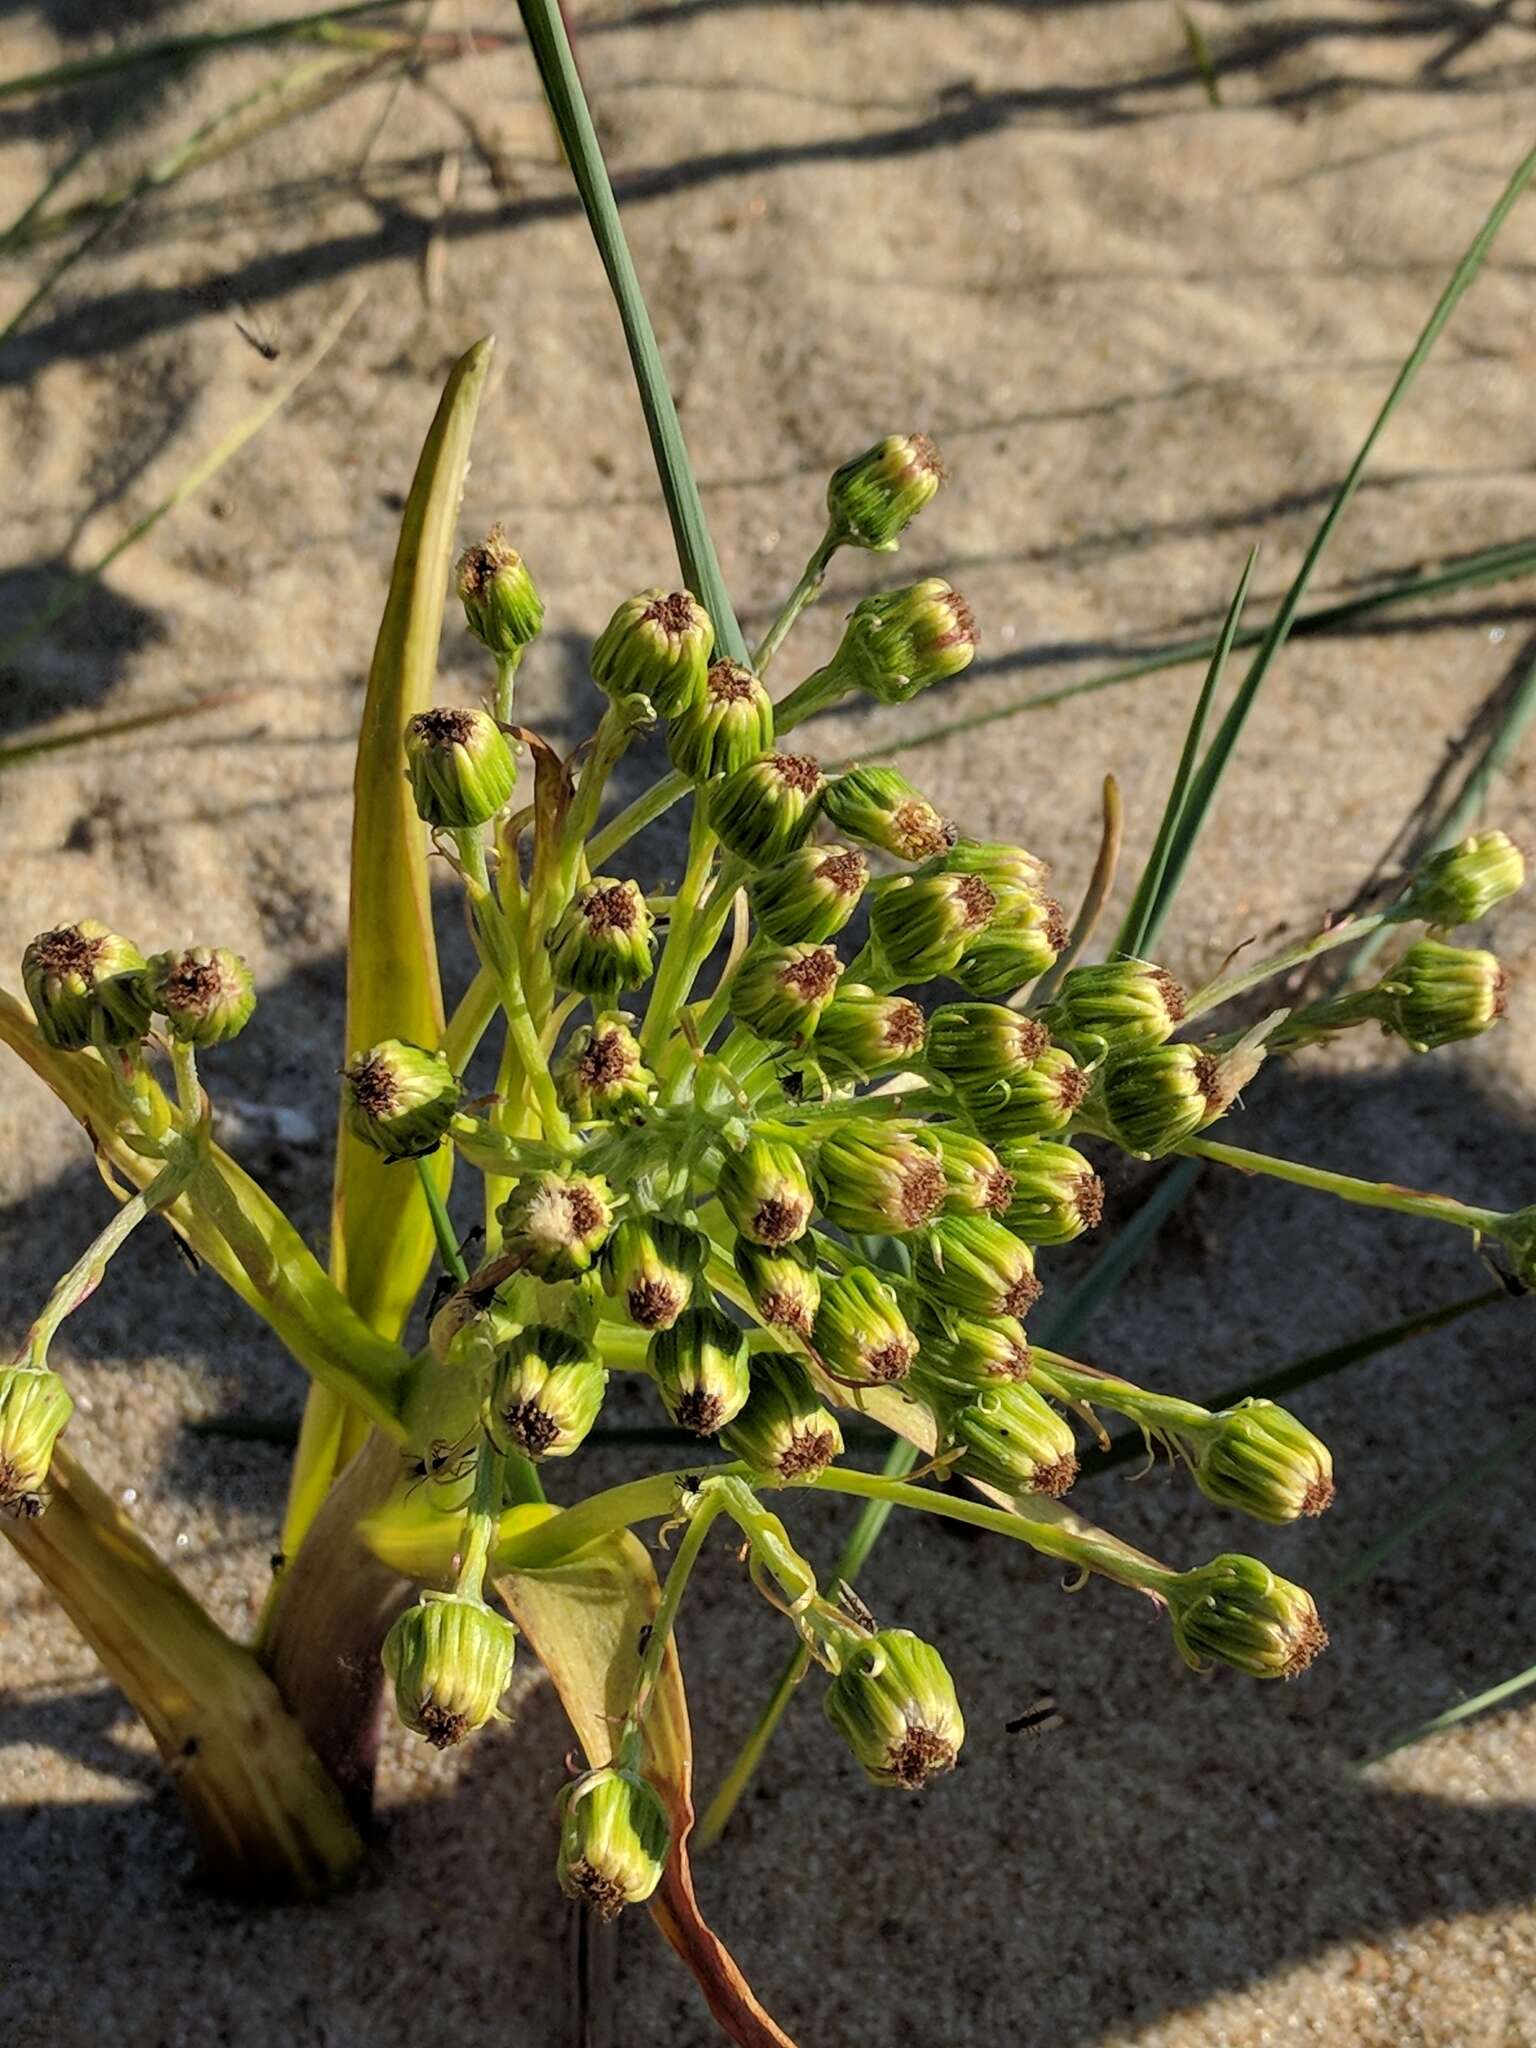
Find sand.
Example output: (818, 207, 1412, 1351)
(3, 2, 1536, 2043)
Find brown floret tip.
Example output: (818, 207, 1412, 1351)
(577, 1030, 633, 1090)
(1042, 897, 1069, 952)
(891, 801, 956, 860)
(707, 660, 758, 704)
(982, 1167, 1017, 1215)
(1030, 1452, 1079, 1499)
(886, 1723, 957, 1790)
(865, 1340, 915, 1384)
(674, 1390, 726, 1437)
(898, 1158, 948, 1228)
(643, 591, 699, 636)
(504, 1401, 562, 1457)
(773, 753, 824, 796)
(1054, 1063, 1090, 1117)
(776, 1427, 839, 1479)
(1073, 1173, 1106, 1230)
(934, 591, 977, 653)
(565, 1184, 607, 1237)
(583, 884, 639, 936)
(783, 948, 841, 1001)
(1152, 967, 1188, 1023)
(32, 926, 101, 979)
(1301, 1473, 1337, 1518)
(954, 874, 997, 929)
(1282, 1611, 1330, 1678)
(753, 1196, 808, 1246)
(568, 1863, 627, 1921)
(348, 1054, 400, 1118)
(818, 850, 868, 896)
(1001, 1271, 1043, 1317)
(883, 999, 929, 1054)
(411, 705, 479, 748)
(419, 1702, 471, 1750)
(162, 956, 225, 1017)
(627, 1279, 684, 1330)
(1012, 1016, 1051, 1063)
(907, 432, 947, 483)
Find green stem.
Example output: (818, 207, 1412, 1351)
(753, 530, 838, 675)
(414, 1156, 468, 1285)
(1181, 1136, 1506, 1236)
(453, 1445, 506, 1598)
(454, 830, 571, 1147)
(641, 804, 718, 1061)
(616, 1487, 727, 1767)
(1185, 907, 1401, 1019)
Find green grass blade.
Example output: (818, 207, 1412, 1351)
(515, 0, 746, 661)
(1156, 140, 1536, 910)
(0, 688, 241, 771)
(1038, 1160, 1201, 1351)
(1369, 1659, 1536, 1763)
(1115, 546, 1256, 960)
(1176, 4, 1222, 105)
(873, 535, 1536, 765)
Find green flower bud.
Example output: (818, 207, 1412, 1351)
(964, 1044, 1090, 1144)
(456, 527, 543, 659)
(1373, 938, 1508, 1053)
(821, 765, 957, 863)
(729, 940, 843, 1045)
(910, 1313, 1031, 1400)
(936, 838, 1052, 896)
(1043, 960, 1187, 1063)
(951, 1380, 1079, 1497)
(1405, 829, 1525, 927)
(749, 844, 868, 945)
(994, 1138, 1105, 1245)
(824, 1628, 964, 1789)
(815, 1121, 947, 1235)
(554, 1011, 654, 1122)
(1164, 1554, 1328, 1679)
(826, 579, 979, 706)
(497, 1168, 615, 1280)
(1192, 1399, 1335, 1525)
(813, 1266, 917, 1385)
(1098, 1043, 1237, 1158)
(720, 1351, 844, 1481)
(343, 1039, 459, 1161)
(381, 1592, 517, 1748)
(647, 1301, 751, 1436)
(22, 922, 149, 1050)
(929, 1124, 1015, 1215)
(814, 984, 928, 1081)
(483, 1323, 607, 1460)
(0, 1366, 73, 1512)
(952, 903, 1067, 1003)
(826, 433, 946, 552)
(926, 1003, 1052, 1102)
(557, 1766, 671, 1918)
(716, 1135, 815, 1246)
(667, 659, 775, 783)
(590, 588, 713, 717)
(733, 1235, 822, 1335)
(710, 752, 827, 866)
(600, 1215, 706, 1331)
(404, 706, 517, 829)
(868, 869, 997, 985)
(141, 946, 255, 1046)
(548, 878, 655, 1002)
(914, 1215, 1041, 1320)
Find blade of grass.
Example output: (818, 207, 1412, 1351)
(515, 0, 746, 660)
(872, 534, 1536, 764)
(1369, 1659, 1536, 1763)
(0, 687, 243, 771)
(1028, 773, 1122, 1005)
(1115, 547, 1256, 959)
(1176, 3, 1223, 105)
(0, 288, 364, 673)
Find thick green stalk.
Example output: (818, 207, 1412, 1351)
(1181, 1136, 1505, 1237)
(1185, 906, 1401, 1019)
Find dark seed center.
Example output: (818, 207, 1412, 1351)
(707, 660, 757, 704)
(584, 884, 639, 936)
(412, 706, 478, 747)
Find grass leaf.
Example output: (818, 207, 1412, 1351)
(1369, 1659, 1536, 1763)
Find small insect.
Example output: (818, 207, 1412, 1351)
(833, 1579, 878, 1636)
(402, 1435, 476, 1498)
(231, 309, 280, 362)
(180, 279, 281, 360)
(1005, 1690, 1063, 1740)
(2, 1491, 47, 1521)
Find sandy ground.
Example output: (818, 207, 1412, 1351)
(4, 2, 1536, 2044)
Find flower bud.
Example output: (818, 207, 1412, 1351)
(1405, 829, 1525, 927)
(1098, 1042, 1244, 1158)
(826, 433, 946, 552)
(554, 1011, 654, 1122)
(926, 1003, 1052, 1102)
(22, 922, 149, 1050)
(557, 1766, 671, 1918)
(951, 1380, 1078, 1497)
(1374, 938, 1508, 1053)
(343, 1039, 459, 1160)
(647, 1302, 751, 1435)
(915, 1215, 1040, 1320)
(952, 903, 1067, 1002)
(813, 1266, 917, 1384)
(965, 1044, 1090, 1144)
(667, 659, 775, 783)
(720, 1351, 844, 1481)
(729, 941, 843, 1045)
(482, 1322, 607, 1460)
(0, 1366, 73, 1512)
(816, 1121, 947, 1235)
(710, 753, 827, 867)
(1043, 960, 1187, 1062)
(1192, 1399, 1335, 1525)
(141, 946, 255, 1046)
(868, 869, 997, 985)
(814, 984, 928, 1082)
(548, 878, 655, 1002)
(601, 1215, 706, 1331)
(824, 1628, 964, 1789)
(910, 1314, 1031, 1400)
(590, 588, 713, 718)
(404, 706, 517, 829)
(381, 1592, 517, 1748)
(937, 838, 1052, 896)
(929, 1124, 1015, 1215)
(733, 1236, 822, 1335)
(994, 1138, 1104, 1245)
(716, 1135, 814, 1246)
(1164, 1553, 1328, 1679)
(749, 845, 868, 945)
(498, 1168, 615, 1280)
(456, 527, 542, 659)
(822, 765, 957, 862)
(828, 579, 979, 705)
